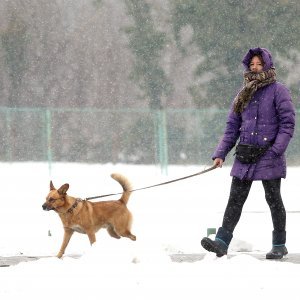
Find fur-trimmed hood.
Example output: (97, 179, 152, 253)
(242, 47, 273, 71)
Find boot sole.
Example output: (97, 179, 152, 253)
(266, 251, 288, 259)
(201, 237, 227, 257)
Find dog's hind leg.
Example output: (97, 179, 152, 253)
(107, 225, 121, 239)
(126, 230, 136, 241)
(120, 229, 136, 241)
(114, 214, 136, 241)
(57, 228, 74, 258)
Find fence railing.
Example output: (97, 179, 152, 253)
(1, 107, 299, 173)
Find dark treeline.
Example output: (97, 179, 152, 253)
(1, 0, 299, 110)
(0, 0, 299, 164)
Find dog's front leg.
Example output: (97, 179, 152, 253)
(86, 230, 96, 245)
(57, 228, 74, 258)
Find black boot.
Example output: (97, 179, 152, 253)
(201, 227, 233, 257)
(266, 245, 288, 259)
(201, 237, 228, 257)
(266, 230, 288, 259)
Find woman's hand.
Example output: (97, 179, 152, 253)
(213, 158, 224, 168)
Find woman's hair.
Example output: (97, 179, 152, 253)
(250, 54, 265, 67)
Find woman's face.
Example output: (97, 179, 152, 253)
(249, 56, 263, 73)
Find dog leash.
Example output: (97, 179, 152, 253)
(85, 165, 217, 201)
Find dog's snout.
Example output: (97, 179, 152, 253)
(42, 203, 49, 211)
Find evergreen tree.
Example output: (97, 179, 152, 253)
(1, 13, 28, 107)
(171, 0, 300, 108)
(124, 0, 171, 109)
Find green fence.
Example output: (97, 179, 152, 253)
(1, 107, 299, 171)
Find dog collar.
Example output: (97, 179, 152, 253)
(67, 198, 81, 214)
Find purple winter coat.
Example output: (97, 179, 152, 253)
(213, 48, 295, 180)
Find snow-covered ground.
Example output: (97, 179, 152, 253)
(1, 162, 300, 299)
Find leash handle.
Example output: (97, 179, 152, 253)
(85, 165, 217, 201)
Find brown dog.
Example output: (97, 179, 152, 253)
(42, 173, 136, 258)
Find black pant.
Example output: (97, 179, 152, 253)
(222, 176, 286, 233)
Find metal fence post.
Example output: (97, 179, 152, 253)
(45, 109, 52, 176)
(5, 108, 12, 161)
(154, 109, 168, 175)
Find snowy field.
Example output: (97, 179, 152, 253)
(1, 162, 300, 299)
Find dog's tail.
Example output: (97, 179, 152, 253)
(111, 173, 132, 205)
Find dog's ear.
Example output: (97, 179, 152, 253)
(58, 184, 69, 195)
(50, 180, 55, 191)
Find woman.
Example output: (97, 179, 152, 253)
(201, 47, 295, 259)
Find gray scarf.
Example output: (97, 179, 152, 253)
(233, 67, 276, 113)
